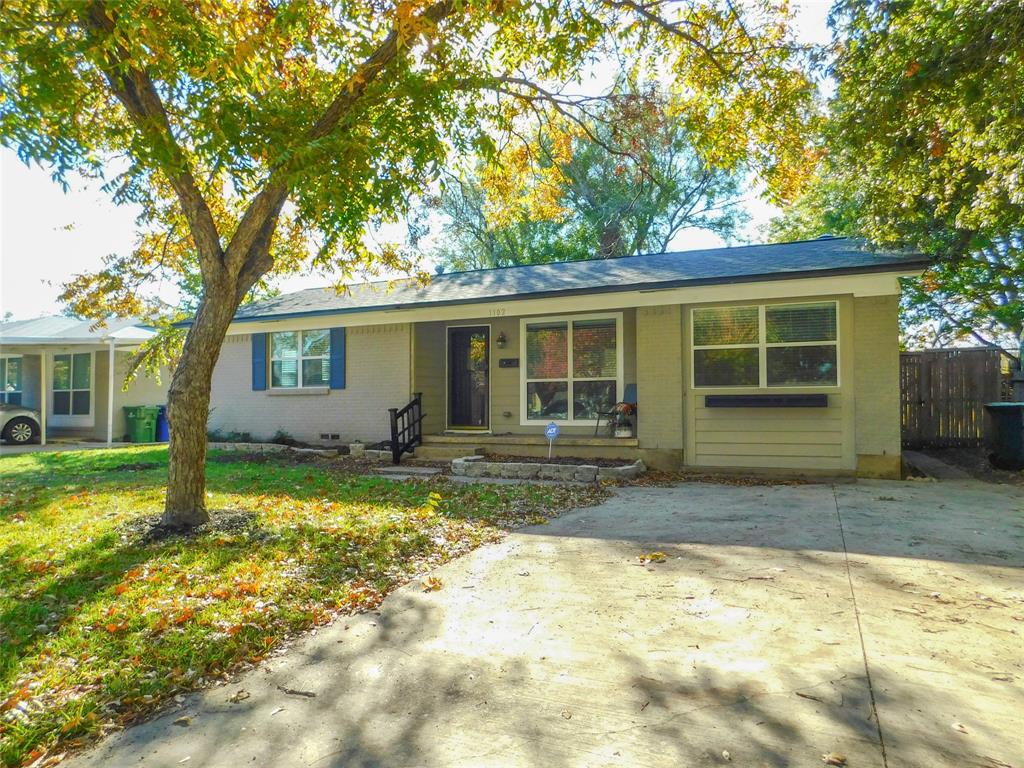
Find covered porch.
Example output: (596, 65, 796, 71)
(0, 317, 164, 446)
(412, 309, 639, 440)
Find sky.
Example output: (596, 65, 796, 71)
(0, 1, 833, 323)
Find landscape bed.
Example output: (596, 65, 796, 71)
(0, 446, 604, 767)
(452, 456, 646, 482)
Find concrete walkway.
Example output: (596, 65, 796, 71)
(68, 480, 1024, 768)
(0, 440, 140, 456)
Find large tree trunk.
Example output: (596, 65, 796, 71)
(162, 287, 240, 528)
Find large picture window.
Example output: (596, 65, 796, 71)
(0, 357, 23, 405)
(692, 302, 838, 388)
(270, 329, 331, 388)
(522, 314, 621, 423)
(53, 353, 91, 415)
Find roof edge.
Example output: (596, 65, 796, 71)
(201, 258, 927, 328)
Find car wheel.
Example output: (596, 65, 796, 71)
(3, 416, 40, 444)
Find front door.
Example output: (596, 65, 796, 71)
(447, 326, 489, 430)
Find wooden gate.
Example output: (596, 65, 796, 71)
(900, 348, 1003, 447)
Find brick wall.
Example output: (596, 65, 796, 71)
(635, 305, 684, 455)
(209, 324, 411, 444)
(853, 294, 901, 476)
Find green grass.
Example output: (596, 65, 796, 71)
(0, 446, 603, 767)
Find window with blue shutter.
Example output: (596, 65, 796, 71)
(329, 328, 346, 389)
(251, 333, 267, 391)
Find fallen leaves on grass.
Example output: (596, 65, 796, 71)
(0, 448, 600, 767)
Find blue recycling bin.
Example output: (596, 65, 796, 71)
(155, 405, 169, 442)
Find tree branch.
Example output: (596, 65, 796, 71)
(81, 1, 224, 278)
(224, 0, 457, 278)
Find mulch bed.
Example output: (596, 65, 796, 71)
(109, 462, 163, 472)
(920, 447, 1024, 486)
(619, 470, 815, 487)
(207, 451, 321, 465)
(207, 450, 451, 474)
(481, 453, 635, 467)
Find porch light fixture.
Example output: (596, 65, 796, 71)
(495, 331, 507, 349)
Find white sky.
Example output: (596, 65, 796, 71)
(0, 1, 832, 322)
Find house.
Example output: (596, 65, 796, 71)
(0, 316, 170, 445)
(206, 236, 927, 478)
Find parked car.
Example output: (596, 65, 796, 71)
(0, 404, 41, 444)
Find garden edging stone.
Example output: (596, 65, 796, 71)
(451, 456, 645, 482)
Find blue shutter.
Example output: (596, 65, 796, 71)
(251, 333, 267, 391)
(329, 328, 346, 389)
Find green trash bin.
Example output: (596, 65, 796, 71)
(984, 402, 1024, 470)
(123, 405, 158, 443)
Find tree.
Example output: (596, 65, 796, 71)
(767, 0, 1024, 366)
(767, 176, 1024, 357)
(825, 0, 1024, 359)
(2, 0, 817, 528)
(762, 176, 859, 243)
(432, 91, 748, 271)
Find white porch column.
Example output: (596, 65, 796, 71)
(107, 338, 115, 445)
(39, 352, 47, 446)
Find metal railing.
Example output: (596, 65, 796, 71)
(389, 392, 424, 464)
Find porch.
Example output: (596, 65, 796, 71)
(0, 317, 167, 446)
(412, 310, 638, 440)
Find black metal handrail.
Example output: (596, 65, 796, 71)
(389, 392, 424, 464)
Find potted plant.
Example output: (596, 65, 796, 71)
(612, 402, 635, 438)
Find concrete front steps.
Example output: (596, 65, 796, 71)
(408, 444, 485, 461)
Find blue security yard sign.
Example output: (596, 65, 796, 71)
(545, 421, 560, 458)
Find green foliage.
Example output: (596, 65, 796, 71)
(900, 240, 1024, 356)
(431, 90, 748, 271)
(766, 1, 1024, 356)
(1, 0, 817, 290)
(829, 0, 1024, 258)
(763, 177, 861, 243)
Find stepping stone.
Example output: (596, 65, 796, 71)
(373, 466, 442, 476)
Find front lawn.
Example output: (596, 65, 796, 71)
(0, 447, 602, 767)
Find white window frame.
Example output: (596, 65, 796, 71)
(49, 350, 95, 427)
(269, 329, 331, 389)
(0, 355, 23, 405)
(691, 301, 840, 389)
(520, 312, 624, 426)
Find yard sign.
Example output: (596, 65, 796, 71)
(545, 421, 560, 458)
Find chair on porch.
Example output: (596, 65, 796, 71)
(594, 383, 637, 437)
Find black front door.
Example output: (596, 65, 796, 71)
(447, 326, 489, 429)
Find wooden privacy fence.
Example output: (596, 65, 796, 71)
(900, 348, 1004, 447)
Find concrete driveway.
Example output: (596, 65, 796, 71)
(68, 479, 1023, 768)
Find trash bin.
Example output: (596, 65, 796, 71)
(123, 405, 158, 443)
(983, 402, 1024, 469)
(155, 405, 169, 442)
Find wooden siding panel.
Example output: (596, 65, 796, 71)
(684, 295, 856, 472)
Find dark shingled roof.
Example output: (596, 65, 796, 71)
(233, 237, 926, 323)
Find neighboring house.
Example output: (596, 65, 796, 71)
(206, 237, 926, 478)
(0, 316, 169, 445)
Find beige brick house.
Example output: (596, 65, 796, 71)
(207, 237, 926, 478)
